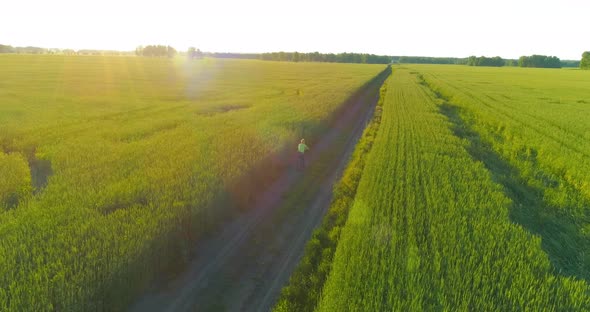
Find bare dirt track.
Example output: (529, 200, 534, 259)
(129, 73, 387, 312)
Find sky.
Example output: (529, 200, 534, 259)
(2, 0, 588, 60)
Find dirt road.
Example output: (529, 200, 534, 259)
(129, 76, 385, 312)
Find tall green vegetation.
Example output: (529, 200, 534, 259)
(581, 51, 590, 69)
(315, 68, 590, 310)
(518, 54, 561, 68)
(0, 152, 31, 210)
(0, 55, 385, 311)
(419, 64, 590, 284)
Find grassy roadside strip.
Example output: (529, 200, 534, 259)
(272, 77, 390, 312)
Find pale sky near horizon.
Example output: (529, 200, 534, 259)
(2, 0, 588, 60)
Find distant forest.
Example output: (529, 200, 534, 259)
(398, 55, 579, 68)
(395, 56, 465, 65)
(518, 55, 561, 68)
(0, 44, 133, 55)
(0, 44, 583, 68)
(258, 52, 392, 64)
(135, 45, 177, 57)
(201, 51, 392, 64)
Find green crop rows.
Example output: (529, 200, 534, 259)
(419, 65, 590, 282)
(313, 68, 590, 310)
(0, 55, 385, 311)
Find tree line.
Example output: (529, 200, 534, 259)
(396, 56, 466, 65)
(518, 55, 561, 68)
(2, 43, 588, 69)
(466, 55, 568, 68)
(0, 44, 47, 54)
(0, 44, 135, 55)
(396, 55, 583, 68)
(135, 45, 177, 57)
(185, 51, 392, 64)
(467, 56, 505, 67)
(258, 52, 392, 64)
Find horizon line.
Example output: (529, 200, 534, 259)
(0, 43, 584, 61)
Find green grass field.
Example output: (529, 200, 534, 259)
(0, 55, 385, 311)
(4, 55, 590, 311)
(279, 66, 590, 311)
(418, 65, 590, 282)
